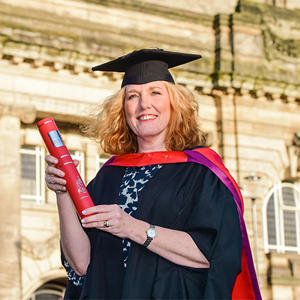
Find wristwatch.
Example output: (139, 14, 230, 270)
(143, 224, 156, 247)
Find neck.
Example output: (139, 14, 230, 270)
(137, 136, 167, 153)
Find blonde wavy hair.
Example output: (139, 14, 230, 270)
(83, 82, 205, 155)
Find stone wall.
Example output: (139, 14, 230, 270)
(0, 0, 299, 299)
(0, 113, 22, 299)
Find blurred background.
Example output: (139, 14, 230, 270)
(0, 0, 299, 299)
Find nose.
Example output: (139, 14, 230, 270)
(139, 93, 152, 110)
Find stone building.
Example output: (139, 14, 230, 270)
(0, 0, 299, 299)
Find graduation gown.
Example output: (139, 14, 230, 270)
(64, 147, 261, 299)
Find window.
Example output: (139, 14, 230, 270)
(28, 289, 63, 300)
(96, 154, 109, 169)
(27, 281, 65, 300)
(21, 147, 85, 203)
(264, 182, 300, 253)
(20, 146, 45, 204)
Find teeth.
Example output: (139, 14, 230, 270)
(139, 115, 157, 120)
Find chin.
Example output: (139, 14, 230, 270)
(137, 129, 165, 138)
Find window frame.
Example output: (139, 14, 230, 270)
(20, 146, 86, 204)
(28, 286, 65, 300)
(96, 154, 109, 170)
(263, 182, 300, 253)
(20, 146, 45, 204)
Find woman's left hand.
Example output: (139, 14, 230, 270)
(80, 204, 136, 239)
(81, 204, 210, 269)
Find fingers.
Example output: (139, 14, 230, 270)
(81, 211, 115, 226)
(45, 173, 67, 193)
(45, 173, 66, 186)
(82, 204, 115, 216)
(45, 154, 58, 166)
(81, 204, 128, 237)
(45, 155, 80, 168)
(44, 155, 80, 195)
(73, 159, 80, 167)
(81, 219, 111, 230)
(45, 155, 66, 193)
(81, 205, 118, 225)
(46, 164, 64, 177)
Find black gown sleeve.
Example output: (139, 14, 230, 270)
(185, 168, 242, 299)
(61, 248, 85, 299)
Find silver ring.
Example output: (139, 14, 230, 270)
(103, 220, 109, 228)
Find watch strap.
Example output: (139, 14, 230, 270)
(143, 236, 153, 247)
(143, 224, 155, 247)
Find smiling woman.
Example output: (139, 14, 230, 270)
(83, 80, 203, 155)
(45, 49, 261, 299)
(124, 81, 171, 153)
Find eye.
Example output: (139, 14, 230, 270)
(152, 90, 161, 95)
(127, 94, 138, 100)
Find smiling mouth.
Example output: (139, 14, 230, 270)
(137, 114, 158, 121)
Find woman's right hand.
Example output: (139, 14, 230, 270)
(45, 155, 80, 195)
(45, 155, 67, 194)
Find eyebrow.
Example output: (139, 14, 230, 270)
(126, 85, 163, 94)
(126, 89, 139, 94)
(149, 86, 163, 91)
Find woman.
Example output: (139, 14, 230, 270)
(45, 49, 261, 299)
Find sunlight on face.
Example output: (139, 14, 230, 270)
(124, 81, 171, 151)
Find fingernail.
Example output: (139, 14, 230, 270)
(81, 218, 85, 223)
(59, 171, 65, 177)
(82, 210, 86, 215)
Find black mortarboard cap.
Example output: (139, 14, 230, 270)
(92, 49, 201, 87)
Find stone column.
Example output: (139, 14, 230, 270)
(0, 104, 35, 300)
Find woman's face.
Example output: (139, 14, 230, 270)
(124, 81, 171, 149)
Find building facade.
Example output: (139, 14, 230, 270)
(0, 0, 299, 299)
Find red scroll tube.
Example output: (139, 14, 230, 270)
(37, 117, 94, 218)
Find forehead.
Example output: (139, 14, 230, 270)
(125, 81, 166, 92)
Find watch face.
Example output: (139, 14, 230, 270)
(148, 227, 156, 238)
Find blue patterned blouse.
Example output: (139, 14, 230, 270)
(119, 164, 163, 267)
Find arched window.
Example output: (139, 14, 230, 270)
(27, 279, 66, 300)
(264, 182, 300, 253)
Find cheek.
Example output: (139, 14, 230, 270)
(124, 101, 137, 118)
(160, 101, 171, 122)
(124, 103, 137, 132)
(124, 103, 133, 120)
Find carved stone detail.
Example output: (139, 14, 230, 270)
(262, 25, 300, 61)
(0, 103, 36, 124)
(20, 234, 59, 260)
(287, 133, 300, 179)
